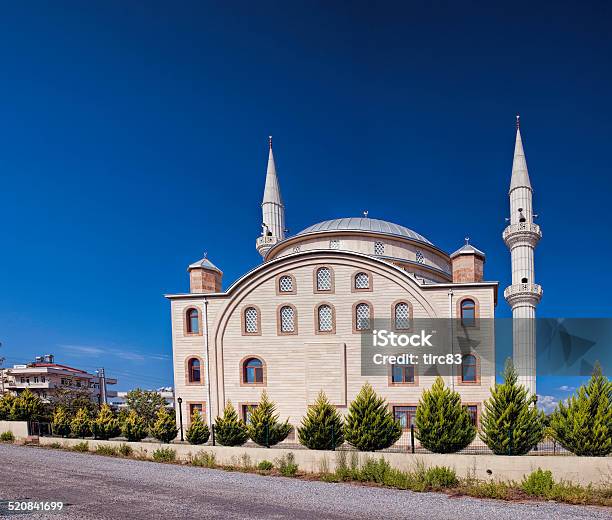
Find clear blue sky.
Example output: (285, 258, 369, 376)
(0, 2, 610, 407)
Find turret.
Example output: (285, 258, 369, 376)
(256, 136, 286, 258)
(188, 255, 222, 293)
(450, 238, 485, 283)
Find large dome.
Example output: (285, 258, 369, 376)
(296, 217, 433, 245)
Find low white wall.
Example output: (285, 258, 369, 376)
(0, 420, 29, 438)
(38, 437, 612, 486)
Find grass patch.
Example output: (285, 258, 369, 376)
(72, 441, 89, 452)
(191, 451, 216, 468)
(275, 453, 299, 477)
(152, 447, 176, 463)
(257, 460, 274, 471)
(95, 444, 119, 456)
(118, 443, 133, 457)
(0, 431, 15, 442)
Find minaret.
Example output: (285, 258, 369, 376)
(503, 116, 543, 395)
(256, 136, 286, 258)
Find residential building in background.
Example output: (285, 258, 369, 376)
(110, 387, 175, 410)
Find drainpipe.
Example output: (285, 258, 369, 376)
(203, 297, 213, 428)
(448, 289, 454, 391)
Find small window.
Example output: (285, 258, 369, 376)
(465, 405, 478, 426)
(280, 306, 295, 333)
(186, 308, 199, 334)
(242, 404, 258, 423)
(460, 299, 476, 326)
(244, 307, 259, 333)
(354, 272, 370, 290)
(316, 267, 332, 291)
(374, 241, 385, 255)
(317, 304, 333, 332)
(393, 405, 416, 430)
(394, 302, 411, 330)
(355, 302, 371, 330)
(391, 365, 415, 384)
(243, 357, 264, 384)
(461, 354, 477, 383)
(329, 239, 340, 249)
(187, 358, 202, 383)
(189, 403, 203, 418)
(415, 249, 424, 263)
(279, 275, 293, 293)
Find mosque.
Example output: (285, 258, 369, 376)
(166, 119, 542, 438)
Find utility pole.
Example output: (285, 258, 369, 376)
(97, 368, 107, 405)
(0, 341, 5, 395)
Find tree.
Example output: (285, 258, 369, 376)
(51, 406, 71, 437)
(415, 376, 476, 453)
(549, 363, 611, 456)
(149, 407, 178, 443)
(121, 409, 148, 442)
(10, 388, 44, 421)
(344, 383, 402, 451)
(297, 391, 344, 450)
(70, 407, 92, 438)
(247, 391, 292, 447)
(47, 387, 98, 415)
(214, 402, 248, 447)
(186, 410, 210, 445)
(125, 389, 167, 427)
(0, 393, 17, 420)
(480, 359, 545, 455)
(90, 404, 121, 440)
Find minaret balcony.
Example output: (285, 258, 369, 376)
(256, 235, 278, 248)
(503, 222, 542, 248)
(504, 282, 543, 305)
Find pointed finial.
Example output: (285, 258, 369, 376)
(268, 135, 273, 149)
(516, 114, 520, 129)
(363, 210, 369, 218)
(203, 251, 207, 259)
(465, 236, 470, 245)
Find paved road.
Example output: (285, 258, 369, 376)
(0, 444, 608, 520)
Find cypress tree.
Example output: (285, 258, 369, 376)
(214, 402, 248, 446)
(70, 407, 92, 438)
(480, 359, 545, 455)
(344, 383, 402, 451)
(0, 394, 17, 420)
(10, 388, 44, 421)
(549, 363, 611, 456)
(186, 410, 210, 445)
(51, 406, 71, 437)
(247, 391, 292, 447)
(298, 391, 344, 450)
(149, 407, 178, 443)
(90, 404, 121, 440)
(121, 409, 148, 442)
(415, 376, 476, 453)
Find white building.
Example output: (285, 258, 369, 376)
(110, 387, 175, 410)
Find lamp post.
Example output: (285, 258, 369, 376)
(177, 397, 184, 442)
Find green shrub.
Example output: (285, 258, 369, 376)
(124, 389, 167, 427)
(121, 410, 148, 442)
(423, 466, 458, 488)
(416, 377, 476, 453)
(95, 444, 119, 456)
(48, 442, 63, 449)
(191, 451, 216, 468)
(186, 410, 210, 445)
(0, 394, 17, 420)
(480, 359, 545, 455)
(51, 407, 71, 437)
(149, 407, 178, 443)
(521, 468, 554, 497)
(118, 443, 133, 457)
(298, 391, 344, 450)
(70, 408, 92, 439)
(10, 388, 44, 421)
(275, 453, 299, 477)
(0, 431, 15, 442)
(72, 441, 89, 452)
(214, 402, 248, 447)
(358, 457, 391, 483)
(549, 363, 611, 456)
(344, 383, 402, 451)
(153, 447, 176, 463)
(247, 392, 291, 447)
(91, 404, 121, 440)
(257, 460, 274, 471)
(464, 480, 513, 500)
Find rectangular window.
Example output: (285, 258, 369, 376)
(465, 405, 478, 426)
(189, 403, 204, 417)
(33, 377, 39, 383)
(41, 376, 45, 383)
(391, 365, 415, 384)
(393, 405, 417, 430)
(241, 404, 258, 423)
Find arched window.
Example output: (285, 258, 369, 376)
(355, 302, 371, 331)
(317, 304, 334, 332)
(187, 358, 201, 383)
(461, 354, 477, 383)
(316, 267, 332, 292)
(394, 302, 411, 330)
(279, 305, 296, 333)
(278, 275, 293, 293)
(354, 272, 370, 290)
(460, 299, 476, 326)
(244, 307, 259, 334)
(242, 357, 264, 384)
(186, 308, 199, 334)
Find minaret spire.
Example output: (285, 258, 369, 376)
(256, 136, 286, 259)
(503, 116, 542, 395)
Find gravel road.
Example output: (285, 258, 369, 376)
(0, 444, 608, 520)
